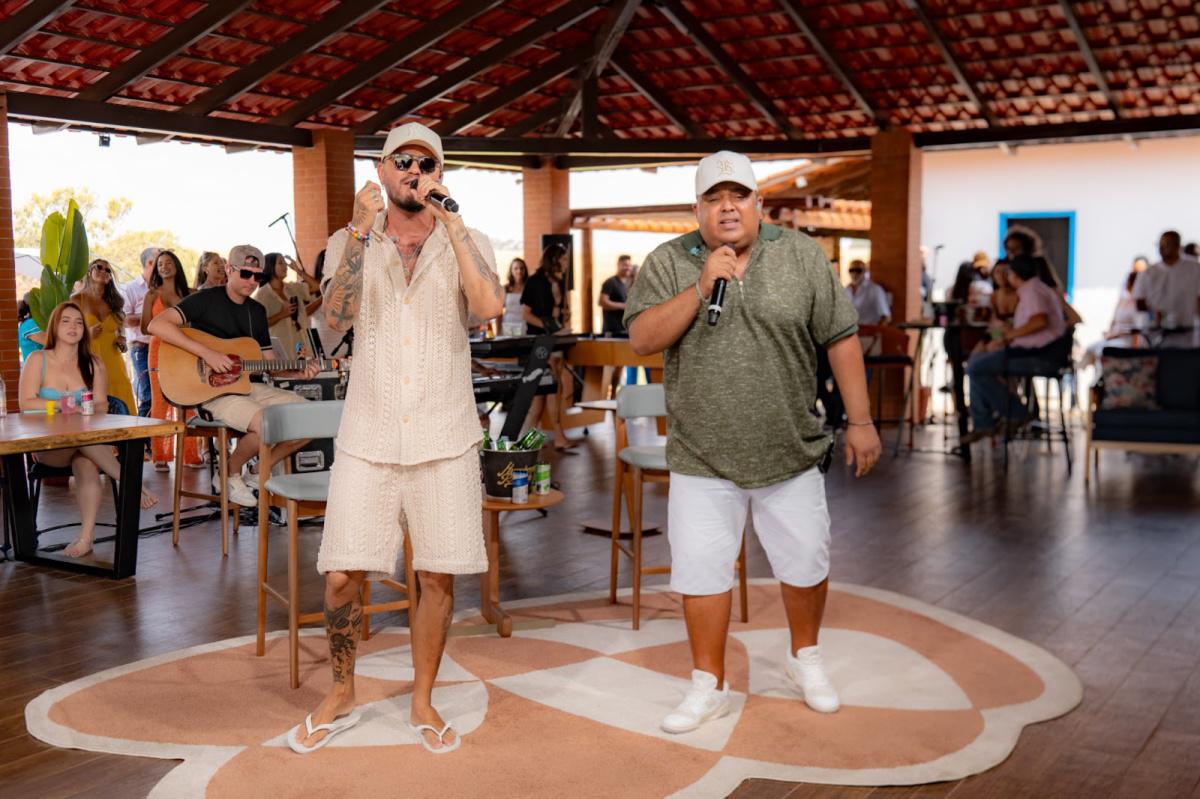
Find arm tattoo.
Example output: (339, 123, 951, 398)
(457, 227, 503, 300)
(324, 238, 366, 331)
(325, 597, 363, 685)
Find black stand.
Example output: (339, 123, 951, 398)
(499, 334, 557, 442)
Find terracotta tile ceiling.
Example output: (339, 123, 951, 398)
(0, 0, 1196, 155)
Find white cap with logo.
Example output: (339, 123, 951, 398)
(381, 122, 445, 163)
(695, 150, 757, 197)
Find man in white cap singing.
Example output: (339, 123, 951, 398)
(625, 151, 881, 733)
(288, 123, 504, 754)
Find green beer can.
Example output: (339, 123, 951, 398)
(532, 462, 551, 495)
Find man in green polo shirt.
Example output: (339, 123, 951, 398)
(625, 150, 881, 734)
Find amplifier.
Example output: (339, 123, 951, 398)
(272, 373, 346, 472)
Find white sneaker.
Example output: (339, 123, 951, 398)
(660, 670, 730, 734)
(785, 645, 840, 713)
(217, 474, 258, 507)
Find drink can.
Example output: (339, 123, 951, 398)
(62, 394, 77, 414)
(81, 390, 95, 416)
(533, 462, 551, 495)
(510, 469, 529, 504)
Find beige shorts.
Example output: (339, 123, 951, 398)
(317, 446, 487, 579)
(202, 383, 304, 432)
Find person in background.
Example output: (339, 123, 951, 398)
(1184, 242, 1198, 259)
(142, 250, 202, 471)
(990, 260, 1019, 321)
(309, 249, 346, 358)
(19, 302, 157, 557)
(962, 254, 1067, 444)
(72, 258, 135, 415)
(1133, 230, 1200, 346)
(254, 252, 323, 360)
(498, 257, 528, 337)
(17, 293, 44, 363)
(1082, 271, 1141, 367)
(971, 250, 991, 281)
(194, 251, 227, 290)
(599, 255, 635, 337)
(522, 243, 576, 449)
(844, 260, 891, 325)
(1132, 254, 1150, 273)
(122, 246, 161, 417)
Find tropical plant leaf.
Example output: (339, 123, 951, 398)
(27, 287, 46, 329)
(40, 211, 65, 271)
(62, 199, 90, 287)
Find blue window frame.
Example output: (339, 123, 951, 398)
(998, 211, 1076, 299)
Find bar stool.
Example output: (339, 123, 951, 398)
(171, 413, 240, 556)
(610, 385, 748, 629)
(255, 400, 416, 689)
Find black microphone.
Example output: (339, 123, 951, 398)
(707, 244, 734, 326)
(409, 178, 460, 213)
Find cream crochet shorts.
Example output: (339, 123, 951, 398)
(317, 446, 487, 579)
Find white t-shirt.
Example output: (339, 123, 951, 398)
(845, 278, 891, 325)
(122, 276, 151, 345)
(1132, 257, 1200, 325)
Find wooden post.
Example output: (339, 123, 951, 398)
(292, 129, 355, 273)
(581, 226, 594, 333)
(0, 91, 20, 412)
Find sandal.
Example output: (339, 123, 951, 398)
(286, 709, 361, 754)
(407, 721, 462, 754)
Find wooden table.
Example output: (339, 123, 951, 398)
(479, 489, 564, 637)
(0, 413, 183, 578)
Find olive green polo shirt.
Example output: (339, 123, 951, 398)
(624, 224, 859, 488)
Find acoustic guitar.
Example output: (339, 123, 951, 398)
(157, 328, 346, 407)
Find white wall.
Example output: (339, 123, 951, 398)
(921, 135, 1200, 348)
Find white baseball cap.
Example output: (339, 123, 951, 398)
(695, 150, 757, 197)
(227, 244, 264, 269)
(381, 122, 445, 163)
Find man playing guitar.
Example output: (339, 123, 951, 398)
(148, 244, 320, 506)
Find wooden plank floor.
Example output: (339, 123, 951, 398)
(2, 421, 1198, 798)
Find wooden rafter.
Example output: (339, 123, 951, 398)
(904, 0, 996, 127)
(776, 0, 879, 125)
(0, 0, 73, 54)
(552, 0, 640, 136)
(182, 0, 397, 115)
(1057, 0, 1120, 117)
(78, 0, 254, 102)
(656, 0, 799, 138)
(351, 0, 597, 135)
(609, 54, 703, 137)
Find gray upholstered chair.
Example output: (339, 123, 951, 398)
(610, 384, 747, 629)
(254, 400, 415, 689)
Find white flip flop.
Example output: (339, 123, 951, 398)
(286, 709, 362, 754)
(407, 721, 462, 754)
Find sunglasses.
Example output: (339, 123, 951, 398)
(849, 268, 865, 274)
(388, 152, 439, 174)
(91, 263, 111, 273)
(237, 268, 264, 281)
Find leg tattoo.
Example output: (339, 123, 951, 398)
(326, 598, 363, 685)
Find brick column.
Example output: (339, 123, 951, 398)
(522, 163, 570, 268)
(0, 92, 19, 412)
(868, 130, 923, 422)
(292, 129, 356, 273)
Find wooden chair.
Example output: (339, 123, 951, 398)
(255, 400, 416, 689)
(858, 324, 915, 455)
(610, 384, 747, 629)
(171, 412, 241, 556)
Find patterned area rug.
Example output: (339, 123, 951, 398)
(26, 581, 1081, 798)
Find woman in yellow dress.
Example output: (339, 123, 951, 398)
(73, 258, 136, 415)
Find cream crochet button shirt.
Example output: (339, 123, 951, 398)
(324, 213, 494, 465)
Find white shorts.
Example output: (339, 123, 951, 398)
(667, 468, 830, 596)
(317, 446, 487, 579)
(202, 383, 303, 433)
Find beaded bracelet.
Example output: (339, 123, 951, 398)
(345, 223, 370, 243)
(694, 279, 708, 304)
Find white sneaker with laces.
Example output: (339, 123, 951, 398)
(219, 474, 258, 507)
(660, 670, 730, 734)
(785, 645, 840, 713)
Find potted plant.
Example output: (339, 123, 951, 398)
(28, 199, 89, 328)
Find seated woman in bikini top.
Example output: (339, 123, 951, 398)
(17, 302, 157, 558)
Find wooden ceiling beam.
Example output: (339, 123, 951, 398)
(553, 0, 640, 136)
(776, 0, 880, 125)
(1057, 0, 1120, 117)
(0, 0, 74, 54)
(904, 0, 997, 126)
(609, 54, 703, 138)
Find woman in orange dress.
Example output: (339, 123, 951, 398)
(142, 250, 202, 470)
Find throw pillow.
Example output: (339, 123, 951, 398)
(1099, 355, 1161, 410)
